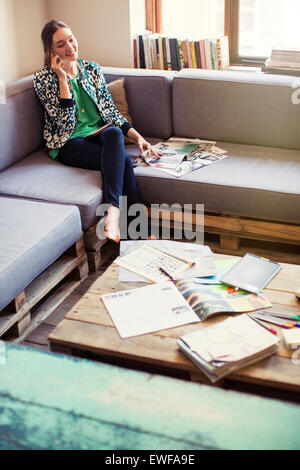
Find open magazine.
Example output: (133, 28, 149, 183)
(139, 138, 227, 177)
(175, 279, 272, 322)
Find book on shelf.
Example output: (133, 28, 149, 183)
(199, 39, 207, 69)
(190, 41, 197, 68)
(169, 38, 180, 71)
(181, 40, 188, 68)
(162, 37, 168, 70)
(177, 314, 279, 382)
(194, 41, 202, 69)
(217, 36, 230, 70)
(176, 39, 185, 70)
(133, 33, 230, 71)
(185, 39, 193, 68)
(204, 38, 213, 70)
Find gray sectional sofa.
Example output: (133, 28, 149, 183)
(1, 65, 300, 317)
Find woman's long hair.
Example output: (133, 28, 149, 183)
(41, 19, 68, 67)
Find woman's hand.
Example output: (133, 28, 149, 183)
(127, 128, 162, 158)
(50, 52, 67, 80)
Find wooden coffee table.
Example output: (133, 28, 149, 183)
(49, 253, 300, 396)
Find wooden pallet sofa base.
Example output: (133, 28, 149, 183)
(147, 206, 300, 263)
(0, 236, 89, 340)
(84, 224, 120, 271)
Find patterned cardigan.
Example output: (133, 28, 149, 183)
(33, 59, 132, 150)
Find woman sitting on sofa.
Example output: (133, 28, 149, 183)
(33, 19, 160, 243)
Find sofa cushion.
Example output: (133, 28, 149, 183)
(102, 67, 175, 140)
(107, 78, 135, 144)
(0, 197, 82, 312)
(0, 76, 44, 171)
(0, 151, 103, 230)
(134, 140, 300, 223)
(173, 69, 300, 151)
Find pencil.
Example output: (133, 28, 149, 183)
(159, 266, 175, 281)
(253, 313, 294, 329)
(248, 314, 278, 335)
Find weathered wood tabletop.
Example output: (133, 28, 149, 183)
(48, 254, 300, 393)
(1, 343, 300, 450)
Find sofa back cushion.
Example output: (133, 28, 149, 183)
(102, 67, 175, 140)
(173, 69, 300, 150)
(0, 76, 44, 171)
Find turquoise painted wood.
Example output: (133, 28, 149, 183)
(0, 342, 300, 450)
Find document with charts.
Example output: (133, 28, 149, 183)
(114, 243, 195, 282)
(101, 281, 199, 338)
(118, 240, 216, 282)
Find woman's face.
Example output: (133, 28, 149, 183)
(52, 27, 78, 62)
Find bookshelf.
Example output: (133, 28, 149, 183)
(133, 33, 230, 71)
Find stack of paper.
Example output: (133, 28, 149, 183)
(177, 314, 279, 382)
(266, 46, 300, 69)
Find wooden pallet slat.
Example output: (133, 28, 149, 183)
(147, 206, 300, 259)
(0, 236, 89, 339)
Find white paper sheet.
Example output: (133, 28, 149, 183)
(118, 240, 216, 283)
(101, 281, 200, 338)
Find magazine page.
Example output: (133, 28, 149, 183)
(175, 279, 272, 321)
(141, 140, 203, 169)
(101, 281, 199, 338)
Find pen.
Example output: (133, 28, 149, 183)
(263, 312, 300, 321)
(248, 314, 278, 335)
(159, 266, 175, 281)
(252, 313, 295, 329)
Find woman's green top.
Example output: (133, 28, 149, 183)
(49, 75, 104, 160)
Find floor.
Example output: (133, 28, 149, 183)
(19, 259, 113, 352)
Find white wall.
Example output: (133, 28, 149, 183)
(0, 0, 48, 83)
(47, 0, 140, 68)
(0, 0, 146, 83)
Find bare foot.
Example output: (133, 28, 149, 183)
(147, 234, 157, 240)
(104, 205, 120, 243)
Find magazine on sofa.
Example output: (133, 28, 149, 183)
(139, 138, 227, 177)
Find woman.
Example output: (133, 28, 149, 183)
(33, 20, 160, 243)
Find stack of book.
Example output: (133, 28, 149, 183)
(264, 46, 300, 76)
(133, 32, 230, 71)
(177, 314, 280, 382)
